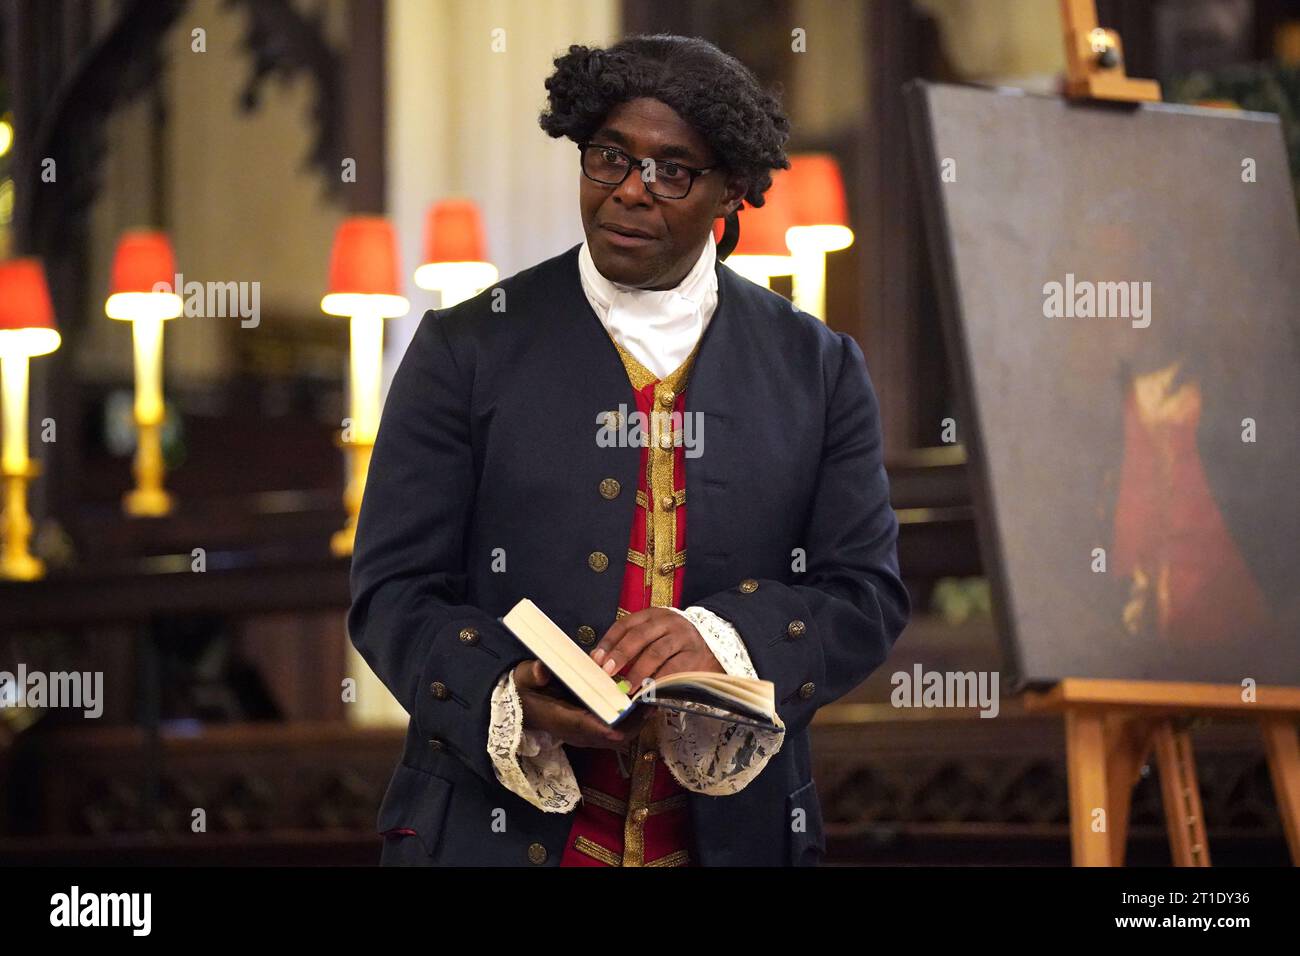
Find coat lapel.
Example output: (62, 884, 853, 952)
(680, 261, 749, 603)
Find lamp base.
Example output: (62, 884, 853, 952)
(123, 486, 174, 518)
(0, 550, 44, 581)
(331, 437, 372, 558)
(1, 467, 44, 581)
(329, 523, 355, 558)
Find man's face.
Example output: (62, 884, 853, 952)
(579, 97, 746, 290)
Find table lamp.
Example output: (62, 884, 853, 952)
(0, 258, 60, 580)
(105, 230, 183, 517)
(413, 199, 498, 308)
(723, 176, 795, 287)
(322, 216, 409, 556)
(784, 153, 853, 321)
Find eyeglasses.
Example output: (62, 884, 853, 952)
(578, 142, 717, 200)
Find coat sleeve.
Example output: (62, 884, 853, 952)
(692, 331, 910, 736)
(347, 309, 530, 784)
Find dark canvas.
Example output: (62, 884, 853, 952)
(907, 82, 1300, 687)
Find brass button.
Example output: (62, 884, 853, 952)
(642, 751, 656, 763)
(658, 433, 673, 450)
(599, 478, 621, 499)
(576, 625, 597, 646)
(527, 842, 548, 865)
(588, 551, 609, 573)
(659, 389, 675, 408)
(660, 495, 675, 510)
(798, 682, 816, 700)
(658, 562, 674, 576)
(602, 409, 623, 429)
(429, 681, 449, 700)
(739, 579, 759, 594)
(787, 620, 807, 639)
(427, 737, 444, 752)
(632, 807, 649, 823)
(458, 627, 479, 645)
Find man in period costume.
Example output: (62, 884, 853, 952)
(348, 34, 909, 867)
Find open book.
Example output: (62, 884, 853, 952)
(500, 598, 781, 732)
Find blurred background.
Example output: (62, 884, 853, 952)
(0, 0, 1297, 865)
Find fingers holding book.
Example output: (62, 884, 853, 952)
(511, 659, 644, 751)
(592, 607, 725, 691)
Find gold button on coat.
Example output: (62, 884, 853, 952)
(799, 682, 816, 700)
(659, 389, 675, 408)
(660, 495, 675, 510)
(787, 620, 807, 638)
(458, 627, 479, 645)
(739, 579, 758, 593)
(632, 807, 649, 823)
(599, 478, 621, 499)
(658, 562, 674, 576)
(576, 625, 597, 646)
(527, 843, 548, 865)
(588, 551, 609, 572)
(429, 681, 449, 700)
(658, 434, 673, 450)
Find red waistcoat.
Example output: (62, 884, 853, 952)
(560, 338, 698, 867)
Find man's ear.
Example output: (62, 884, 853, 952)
(717, 176, 747, 217)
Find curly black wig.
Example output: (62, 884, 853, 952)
(539, 34, 792, 253)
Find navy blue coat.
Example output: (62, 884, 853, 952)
(348, 243, 909, 866)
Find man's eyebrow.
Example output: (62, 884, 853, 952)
(592, 128, 703, 163)
(654, 144, 698, 161)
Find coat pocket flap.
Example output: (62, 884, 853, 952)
(378, 764, 453, 857)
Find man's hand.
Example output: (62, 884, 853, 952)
(592, 607, 725, 692)
(512, 660, 645, 751)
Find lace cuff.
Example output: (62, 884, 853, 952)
(672, 605, 758, 678)
(657, 606, 786, 795)
(486, 669, 580, 813)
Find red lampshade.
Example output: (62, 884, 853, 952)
(110, 230, 178, 294)
(0, 258, 56, 331)
(422, 200, 487, 264)
(786, 153, 849, 227)
(733, 170, 796, 257)
(326, 217, 402, 296)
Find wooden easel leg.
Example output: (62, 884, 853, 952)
(1152, 720, 1210, 866)
(1065, 708, 1115, 865)
(1259, 716, 1300, 864)
(1103, 713, 1154, 865)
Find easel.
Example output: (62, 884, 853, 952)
(1023, 680, 1300, 865)
(1059, 0, 1161, 103)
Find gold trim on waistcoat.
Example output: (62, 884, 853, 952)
(605, 335, 698, 611)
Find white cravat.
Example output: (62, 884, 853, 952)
(578, 230, 719, 378)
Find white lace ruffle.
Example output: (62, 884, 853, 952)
(487, 669, 581, 813)
(485, 608, 784, 811)
(662, 606, 786, 794)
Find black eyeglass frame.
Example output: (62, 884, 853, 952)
(577, 142, 719, 199)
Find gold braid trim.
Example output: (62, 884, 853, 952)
(571, 835, 622, 867)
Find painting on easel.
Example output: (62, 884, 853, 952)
(907, 82, 1300, 687)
